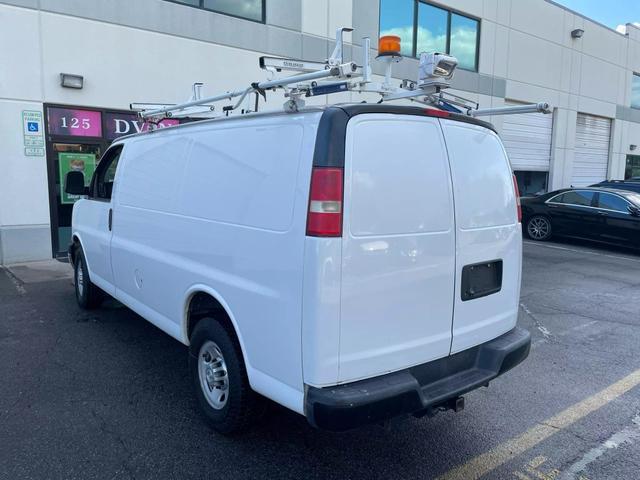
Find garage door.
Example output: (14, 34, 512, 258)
(572, 113, 611, 187)
(502, 102, 553, 172)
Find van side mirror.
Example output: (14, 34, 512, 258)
(628, 205, 640, 217)
(65, 171, 88, 196)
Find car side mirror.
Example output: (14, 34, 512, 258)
(65, 171, 88, 196)
(628, 205, 640, 217)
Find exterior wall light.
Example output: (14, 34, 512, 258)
(571, 29, 584, 39)
(631, 144, 637, 151)
(60, 73, 84, 89)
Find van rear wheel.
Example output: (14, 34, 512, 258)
(74, 246, 103, 309)
(189, 317, 262, 434)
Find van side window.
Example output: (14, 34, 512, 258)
(92, 146, 123, 200)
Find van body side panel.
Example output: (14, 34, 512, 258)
(301, 237, 342, 387)
(110, 113, 322, 407)
(338, 114, 456, 383)
(440, 120, 522, 354)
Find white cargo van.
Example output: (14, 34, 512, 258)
(65, 104, 530, 433)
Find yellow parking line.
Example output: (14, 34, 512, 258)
(437, 368, 640, 480)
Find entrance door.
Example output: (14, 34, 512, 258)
(625, 155, 640, 179)
(49, 143, 103, 256)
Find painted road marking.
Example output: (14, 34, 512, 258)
(1, 267, 26, 295)
(513, 456, 562, 480)
(558, 414, 640, 479)
(523, 241, 640, 264)
(436, 368, 640, 480)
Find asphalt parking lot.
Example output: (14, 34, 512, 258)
(2, 239, 640, 480)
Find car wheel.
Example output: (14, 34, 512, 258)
(526, 215, 552, 241)
(189, 317, 263, 435)
(74, 246, 103, 309)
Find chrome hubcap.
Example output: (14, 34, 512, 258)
(528, 217, 550, 240)
(198, 341, 229, 409)
(76, 260, 84, 297)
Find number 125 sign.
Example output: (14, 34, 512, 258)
(47, 107, 102, 137)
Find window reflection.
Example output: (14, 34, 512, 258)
(450, 13, 479, 71)
(379, 0, 414, 56)
(417, 3, 448, 55)
(378, 1, 480, 71)
(169, 0, 263, 22)
(203, 0, 263, 21)
(632, 74, 640, 109)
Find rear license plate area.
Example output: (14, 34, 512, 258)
(461, 260, 503, 301)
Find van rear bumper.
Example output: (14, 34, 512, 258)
(305, 327, 531, 431)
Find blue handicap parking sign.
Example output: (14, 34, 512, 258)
(27, 121, 39, 132)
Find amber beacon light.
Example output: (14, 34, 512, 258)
(378, 35, 401, 56)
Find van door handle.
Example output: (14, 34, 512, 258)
(597, 211, 608, 216)
(108, 208, 113, 231)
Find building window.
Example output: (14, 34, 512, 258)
(167, 0, 265, 23)
(449, 13, 479, 71)
(379, 0, 479, 71)
(417, 3, 448, 55)
(379, 0, 414, 57)
(632, 73, 640, 109)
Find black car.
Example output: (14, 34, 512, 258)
(521, 187, 640, 248)
(590, 179, 640, 194)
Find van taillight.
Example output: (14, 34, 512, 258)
(424, 108, 450, 118)
(512, 174, 522, 223)
(306, 167, 343, 237)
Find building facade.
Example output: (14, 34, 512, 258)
(1, 0, 640, 264)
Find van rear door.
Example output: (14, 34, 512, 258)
(338, 114, 456, 383)
(440, 120, 521, 354)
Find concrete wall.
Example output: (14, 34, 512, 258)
(1, 0, 639, 262)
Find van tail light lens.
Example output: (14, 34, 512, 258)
(512, 174, 522, 223)
(306, 167, 343, 237)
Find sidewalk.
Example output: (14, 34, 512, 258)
(4, 259, 72, 285)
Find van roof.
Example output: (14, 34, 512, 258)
(313, 105, 497, 168)
(115, 104, 496, 147)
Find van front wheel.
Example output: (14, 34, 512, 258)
(74, 247, 103, 309)
(189, 318, 262, 434)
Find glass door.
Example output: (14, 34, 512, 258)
(49, 142, 103, 256)
(625, 155, 640, 180)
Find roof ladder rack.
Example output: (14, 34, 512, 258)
(131, 28, 551, 126)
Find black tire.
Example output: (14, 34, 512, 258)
(525, 215, 552, 241)
(74, 246, 103, 309)
(189, 317, 263, 434)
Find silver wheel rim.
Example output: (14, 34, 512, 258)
(76, 259, 84, 297)
(528, 217, 550, 240)
(198, 341, 229, 410)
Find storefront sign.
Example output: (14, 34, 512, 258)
(103, 112, 179, 140)
(22, 110, 45, 156)
(58, 152, 97, 204)
(48, 107, 102, 137)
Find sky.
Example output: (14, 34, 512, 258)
(552, 0, 640, 31)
